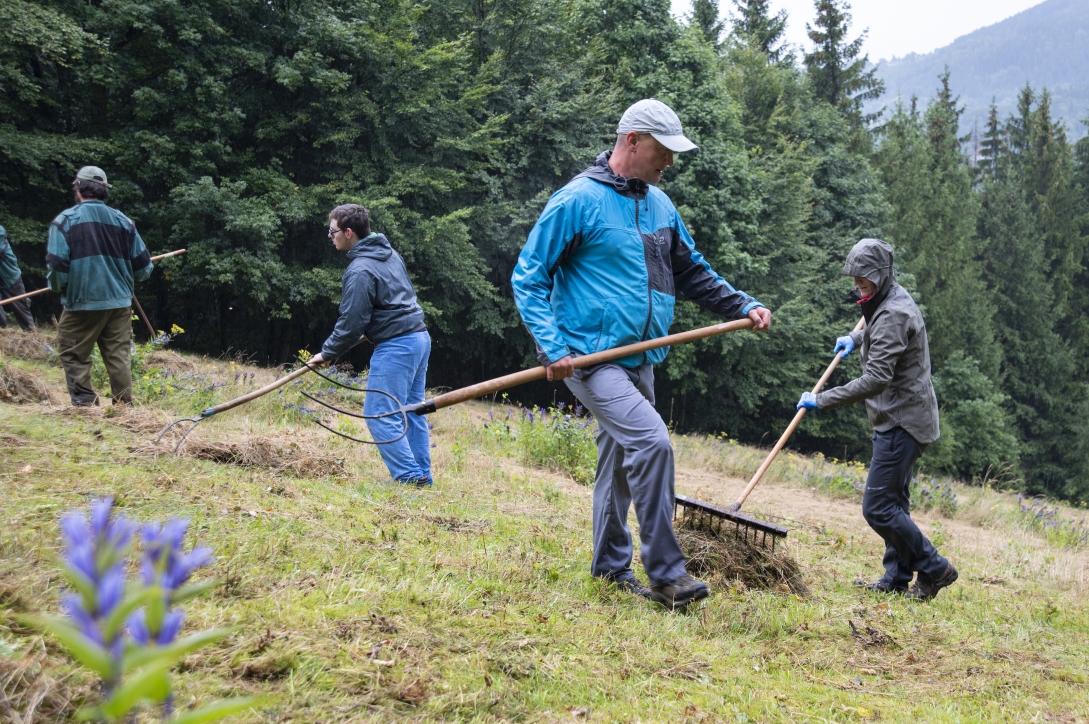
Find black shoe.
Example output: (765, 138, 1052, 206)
(853, 578, 906, 594)
(649, 573, 710, 610)
(398, 477, 433, 489)
(905, 563, 959, 601)
(605, 576, 651, 599)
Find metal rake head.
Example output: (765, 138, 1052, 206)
(674, 495, 788, 550)
(153, 415, 208, 453)
(297, 365, 409, 446)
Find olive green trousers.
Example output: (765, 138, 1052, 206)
(57, 307, 133, 406)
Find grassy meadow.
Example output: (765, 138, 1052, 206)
(1, 327, 1088, 723)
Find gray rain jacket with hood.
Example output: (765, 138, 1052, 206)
(321, 232, 426, 359)
(816, 239, 940, 445)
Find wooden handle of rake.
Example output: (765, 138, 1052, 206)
(0, 248, 187, 306)
(408, 317, 757, 414)
(730, 316, 866, 510)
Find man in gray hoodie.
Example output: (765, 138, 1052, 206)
(309, 204, 432, 487)
(798, 239, 957, 601)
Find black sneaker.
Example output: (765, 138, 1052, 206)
(853, 578, 906, 594)
(649, 573, 710, 610)
(606, 576, 651, 599)
(398, 477, 433, 489)
(905, 563, 958, 602)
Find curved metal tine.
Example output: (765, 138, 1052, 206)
(154, 416, 201, 446)
(310, 412, 409, 445)
(298, 387, 408, 420)
(308, 365, 368, 392)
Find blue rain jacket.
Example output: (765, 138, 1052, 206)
(512, 151, 763, 368)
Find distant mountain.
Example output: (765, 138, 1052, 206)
(870, 0, 1089, 140)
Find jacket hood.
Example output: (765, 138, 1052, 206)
(347, 232, 392, 262)
(577, 150, 650, 200)
(843, 238, 895, 296)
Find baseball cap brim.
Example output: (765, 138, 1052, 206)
(651, 132, 699, 153)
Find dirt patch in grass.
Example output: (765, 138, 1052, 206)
(0, 365, 54, 404)
(676, 523, 809, 596)
(0, 329, 57, 363)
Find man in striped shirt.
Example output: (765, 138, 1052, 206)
(46, 166, 154, 406)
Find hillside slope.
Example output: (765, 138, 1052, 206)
(871, 0, 1089, 139)
(1, 331, 1088, 722)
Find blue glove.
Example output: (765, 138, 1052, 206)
(833, 335, 855, 359)
(797, 392, 818, 410)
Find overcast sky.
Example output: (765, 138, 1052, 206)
(670, 0, 1047, 62)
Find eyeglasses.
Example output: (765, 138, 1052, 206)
(328, 226, 342, 237)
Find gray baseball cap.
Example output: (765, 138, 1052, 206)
(75, 166, 112, 188)
(616, 99, 699, 153)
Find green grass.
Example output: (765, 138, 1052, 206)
(1, 334, 1089, 722)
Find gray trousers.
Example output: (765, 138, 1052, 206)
(564, 363, 687, 587)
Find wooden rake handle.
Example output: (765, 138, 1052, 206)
(0, 248, 187, 306)
(412, 317, 757, 414)
(730, 317, 866, 510)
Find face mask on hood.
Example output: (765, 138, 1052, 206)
(841, 238, 895, 321)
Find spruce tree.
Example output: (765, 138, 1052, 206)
(979, 176, 1087, 498)
(804, 0, 884, 128)
(977, 101, 1006, 183)
(692, 0, 725, 47)
(729, 0, 790, 63)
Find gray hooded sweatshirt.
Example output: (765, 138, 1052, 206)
(816, 239, 940, 445)
(321, 232, 426, 359)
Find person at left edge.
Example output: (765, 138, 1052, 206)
(46, 166, 153, 406)
(308, 204, 433, 488)
(0, 224, 36, 331)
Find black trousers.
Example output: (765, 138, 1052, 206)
(862, 427, 948, 588)
(0, 278, 35, 331)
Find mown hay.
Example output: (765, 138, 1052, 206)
(0, 647, 87, 724)
(676, 521, 809, 596)
(0, 328, 57, 363)
(0, 365, 54, 404)
(144, 425, 345, 478)
(144, 349, 198, 374)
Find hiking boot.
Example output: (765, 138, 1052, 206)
(853, 578, 906, 594)
(905, 564, 958, 602)
(649, 573, 709, 610)
(605, 576, 651, 599)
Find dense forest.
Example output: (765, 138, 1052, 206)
(2, 0, 1088, 500)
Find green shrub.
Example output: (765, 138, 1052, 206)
(910, 477, 959, 517)
(480, 403, 598, 485)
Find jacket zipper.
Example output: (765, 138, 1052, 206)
(636, 196, 652, 366)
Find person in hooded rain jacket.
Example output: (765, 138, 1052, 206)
(797, 238, 957, 601)
(309, 204, 432, 488)
(512, 99, 772, 610)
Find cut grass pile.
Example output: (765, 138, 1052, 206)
(0, 335, 1088, 722)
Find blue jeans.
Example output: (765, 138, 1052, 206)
(363, 331, 432, 483)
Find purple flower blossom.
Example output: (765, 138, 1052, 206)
(128, 517, 213, 648)
(58, 498, 136, 681)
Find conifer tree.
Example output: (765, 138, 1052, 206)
(804, 0, 884, 128)
(692, 0, 725, 47)
(977, 100, 1006, 183)
(729, 0, 789, 63)
(979, 176, 1086, 498)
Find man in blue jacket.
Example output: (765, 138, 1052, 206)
(309, 204, 432, 487)
(512, 99, 771, 609)
(0, 225, 36, 331)
(47, 167, 153, 406)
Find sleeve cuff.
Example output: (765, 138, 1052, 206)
(741, 300, 765, 315)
